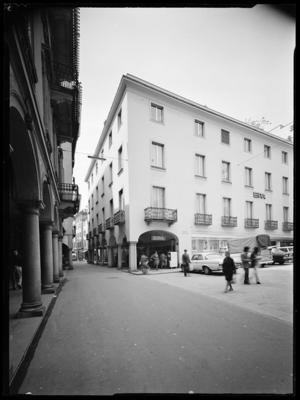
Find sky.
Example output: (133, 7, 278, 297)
(73, 5, 295, 210)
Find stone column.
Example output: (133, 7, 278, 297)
(58, 234, 64, 277)
(40, 222, 55, 293)
(52, 231, 60, 282)
(129, 241, 137, 271)
(18, 202, 45, 317)
(107, 246, 113, 267)
(117, 244, 122, 269)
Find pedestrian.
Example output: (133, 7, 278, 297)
(151, 251, 159, 270)
(11, 249, 23, 289)
(250, 246, 261, 284)
(167, 251, 171, 268)
(222, 251, 236, 292)
(139, 253, 149, 274)
(182, 249, 191, 277)
(241, 246, 251, 284)
(159, 252, 167, 269)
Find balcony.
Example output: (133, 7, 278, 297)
(265, 220, 278, 230)
(221, 216, 237, 227)
(105, 217, 114, 230)
(194, 213, 212, 225)
(93, 227, 98, 236)
(282, 222, 293, 232)
(58, 183, 80, 218)
(98, 224, 105, 234)
(144, 207, 177, 226)
(114, 210, 125, 225)
(244, 218, 259, 229)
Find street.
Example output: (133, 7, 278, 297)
(19, 262, 293, 395)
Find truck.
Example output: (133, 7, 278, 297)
(227, 234, 273, 267)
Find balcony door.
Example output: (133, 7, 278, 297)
(196, 194, 206, 214)
(152, 186, 165, 208)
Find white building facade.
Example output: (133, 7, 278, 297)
(85, 74, 293, 270)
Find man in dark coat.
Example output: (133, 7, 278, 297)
(182, 249, 191, 277)
(222, 251, 236, 292)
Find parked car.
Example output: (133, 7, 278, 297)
(72, 252, 77, 261)
(271, 247, 293, 265)
(190, 253, 224, 275)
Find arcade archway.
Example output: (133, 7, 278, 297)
(137, 230, 179, 267)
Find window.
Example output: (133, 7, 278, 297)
(88, 181, 90, 190)
(282, 177, 289, 194)
(246, 201, 253, 219)
(101, 176, 104, 195)
(118, 146, 123, 172)
(91, 173, 93, 185)
(265, 172, 272, 191)
(109, 131, 112, 148)
(100, 149, 104, 163)
(245, 167, 253, 186)
(264, 145, 271, 158)
(88, 200, 90, 212)
(282, 151, 288, 164)
(110, 199, 114, 217)
(223, 197, 231, 217)
(266, 204, 272, 220)
(119, 189, 124, 210)
(195, 120, 204, 137)
(151, 142, 164, 168)
(118, 109, 122, 129)
(96, 213, 99, 225)
(109, 162, 113, 185)
(102, 207, 105, 223)
(222, 161, 231, 182)
(96, 186, 99, 202)
(151, 103, 164, 122)
(244, 138, 252, 152)
(195, 154, 206, 177)
(283, 207, 289, 222)
(152, 186, 165, 208)
(91, 194, 94, 209)
(196, 194, 206, 214)
(221, 129, 230, 144)
(95, 161, 98, 175)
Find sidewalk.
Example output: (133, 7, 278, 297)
(127, 267, 182, 275)
(9, 278, 66, 393)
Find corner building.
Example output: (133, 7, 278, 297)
(85, 74, 293, 271)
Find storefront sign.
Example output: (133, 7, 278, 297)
(253, 192, 265, 199)
(151, 235, 165, 241)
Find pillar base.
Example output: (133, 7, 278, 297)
(53, 275, 60, 283)
(16, 305, 46, 318)
(42, 286, 55, 294)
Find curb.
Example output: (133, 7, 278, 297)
(9, 278, 67, 395)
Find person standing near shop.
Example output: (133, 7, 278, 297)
(11, 249, 23, 289)
(151, 251, 159, 270)
(182, 249, 191, 277)
(250, 246, 262, 284)
(241, 246, 251, 284)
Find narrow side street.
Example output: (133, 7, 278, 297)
(18, 262, 293, 395)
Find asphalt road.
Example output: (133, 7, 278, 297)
(19, 263, 293, 395)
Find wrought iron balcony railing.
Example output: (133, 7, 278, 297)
(194, 213, 212, 225)
(244, 218, 259, 228)
(264, 220, 278, 230)
(282, 222, 293, 232)
(98, 224, 105, 234)
(221, 216, 237, 227)
(114, 210, 125, 225)
(58, 183, 79, 202)
(105, 217, 114, 230)
(144, 207, 177, 225)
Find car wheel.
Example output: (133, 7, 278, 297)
(203, 266, 211, 275)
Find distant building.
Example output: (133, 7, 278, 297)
(73, 209, 88, 260)
(6, 6, 82, 316)
(85, 74, 293, 271)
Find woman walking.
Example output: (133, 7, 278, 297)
(250, 247, 261, 284)
(222, 251, 236, 293)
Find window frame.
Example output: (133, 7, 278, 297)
(223, 197, 231, 217)
(151, 185, 165, 208)
(221, 129, 230, 145)
(245, 167, 253, 187)
(151, 142, 165, 169)
(196, 193, 206, 214)
(265, 172, 272, 191)
(195, 154, 206, 177)
(244, 138, 252, 153)
(282, 176, 289, 194)
(150, 103, 164, 123)
(194, 119, 205, 137)
(221, 161, 231, 182)
(264, 145, 271, 159)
